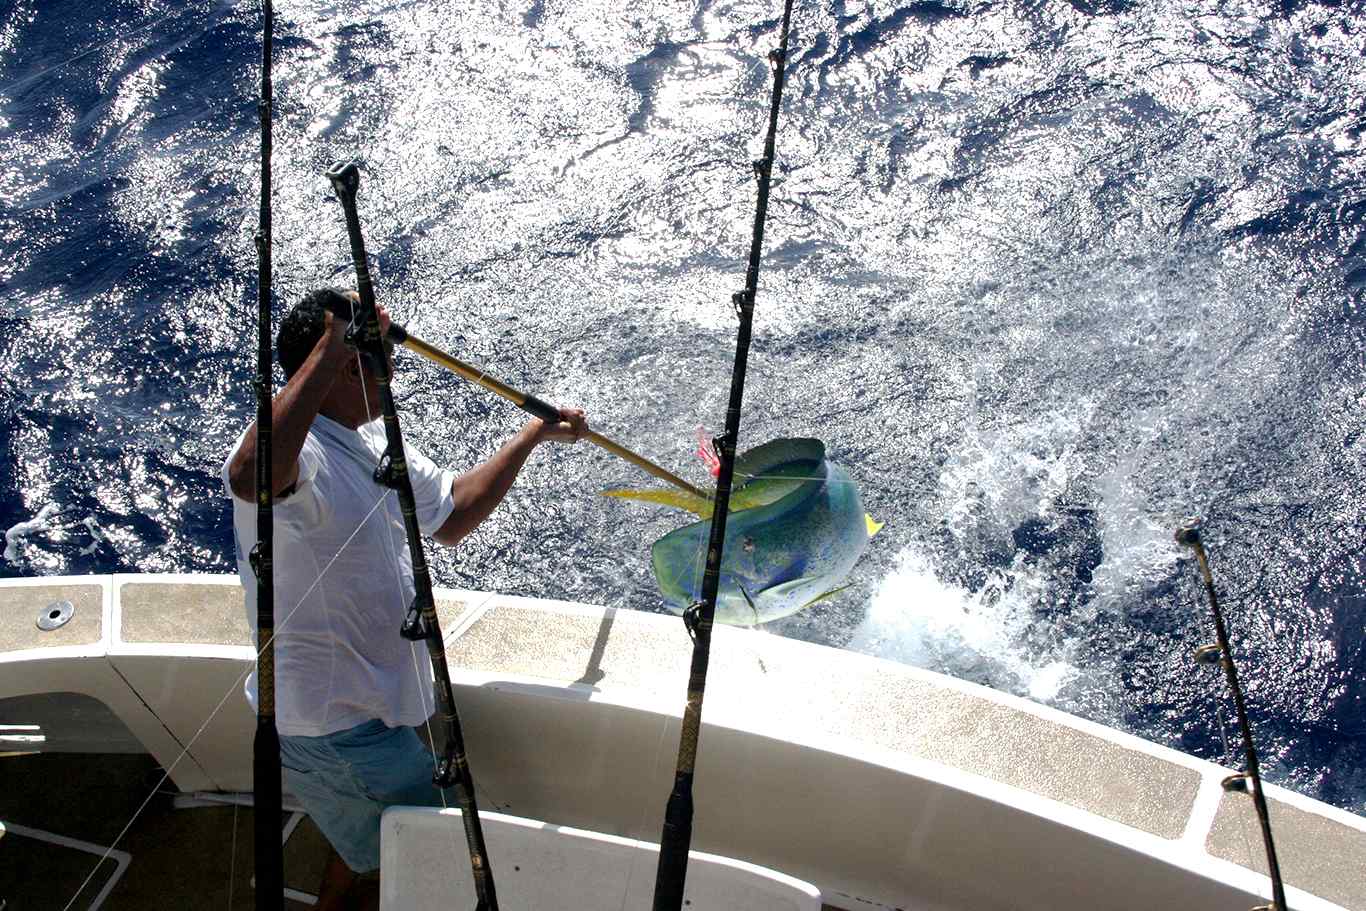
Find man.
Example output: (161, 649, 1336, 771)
(223, 286, 587, 909)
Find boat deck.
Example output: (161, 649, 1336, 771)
(0, 752, 318, 909)
(1, 574, 1363, 910)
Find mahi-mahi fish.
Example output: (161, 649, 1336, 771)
(604, 437, 881, 626)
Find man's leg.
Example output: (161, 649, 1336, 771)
(357, 724, 453, 809)
(315, 847, 359, 911)
(329, 723, 448, 911)
(352, 872, 381, 911)
(280, 725, 387, 906)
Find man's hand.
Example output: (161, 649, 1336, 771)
(226, 290, 396, 503)
(435, 405, 590, 546)
(320, 297, 393, 366)
(319, 308, 354, 367)
(533, 406, 588, 445)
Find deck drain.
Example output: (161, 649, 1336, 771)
(37, 600, 74, 631)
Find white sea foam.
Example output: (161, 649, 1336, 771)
(849, 545, 1076, 702)
(3, 503, 63, 564)
(1089, 449, 1182, 606)
(79, 515, 106, 556)
(950, 409, 1089, 532)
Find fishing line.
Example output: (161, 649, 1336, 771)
(1211, 695, 1234, 764)
(615, 706, 678, 911)
(59, 489, 395, 911)
(0, 1, 189, 97)
(317, 313, 377, 735)
(732, 470, 862, 487)
(355, 338, 470, 894)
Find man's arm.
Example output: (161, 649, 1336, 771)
(432, 408, 587, 546)
(225, 313, 350, 501)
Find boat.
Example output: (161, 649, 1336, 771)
(2, 572, 1364, 909)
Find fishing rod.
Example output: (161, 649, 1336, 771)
(382, 322, 708, 500)
(1176, 518, 1287, 911)
(251, 0, 284, 906)
(326, 161, 498, 910)
(651, 2, 796, 907)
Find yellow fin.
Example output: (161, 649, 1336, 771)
(865, 513, 884, 537)
(801, 582, 852, 610)
(601, 487, 712, 517)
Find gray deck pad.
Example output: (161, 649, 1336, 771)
(1208, 791, 1366, 911)
(0, 583, 103, 653)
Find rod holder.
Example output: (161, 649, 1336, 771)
(36, 600, 74, 632)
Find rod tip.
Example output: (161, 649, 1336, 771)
(1174, 516, 1203, 547)
(325, 160, 361, 193)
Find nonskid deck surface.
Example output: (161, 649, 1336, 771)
(0, 752, 848, 910)
(0, 752, 326, 910)
(1, 574, 1364, 910)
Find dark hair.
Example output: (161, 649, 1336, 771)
(277, 286, 353, 379)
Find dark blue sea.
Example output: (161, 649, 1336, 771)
(2, 0, 1363, 820)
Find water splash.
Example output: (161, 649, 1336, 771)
(849, 545, 1077, 702)
(938, 404, 1091, 546)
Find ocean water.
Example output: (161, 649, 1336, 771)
(1, 0, 1363, 820)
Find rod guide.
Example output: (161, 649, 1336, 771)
(1193, 643, 1223, 665)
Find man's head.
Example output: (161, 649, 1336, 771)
(278, 286, 355, 380)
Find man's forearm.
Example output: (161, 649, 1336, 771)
(228, 343, 344, 500)
(435, 421, 544, 545)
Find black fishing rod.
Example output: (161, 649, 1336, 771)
(251, 0, 284, 906)
(326, 161, 498, 910)
(1176, 518, 1287, 911)
(651, 2, 795, 907)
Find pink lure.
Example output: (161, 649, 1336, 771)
(696, 427, 721, 478)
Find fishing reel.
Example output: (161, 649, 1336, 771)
(400, 595, 433, 641)
(373, 448, 405, 490)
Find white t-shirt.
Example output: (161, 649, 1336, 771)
(223, 414, 457, 737)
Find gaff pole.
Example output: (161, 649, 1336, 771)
(326, 161, 499, 911)
(650, 2, 795, 907)
(250, 0, 284, 906)
(383, 322, 707, 499)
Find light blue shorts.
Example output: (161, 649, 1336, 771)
(279, 719, 451, 873)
